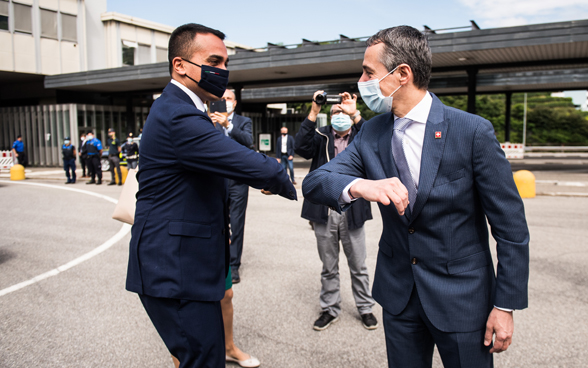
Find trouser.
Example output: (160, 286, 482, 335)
(80, 155, 87, 176)
(383, 287, 493, 368)
(16, 151, 27, 167)
(228, 180, 249, 271)
(280, 154, 294, 181)
(108, 155, 122, 184)
(139, 295, 225, 368)
(127, 159, 138, 169)
(88, 155, 102, 181)
(313, 210, 374, 317)
(63, 159, 76, 182)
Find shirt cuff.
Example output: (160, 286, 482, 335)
(339, 178, 362, 205)
(225, 122, 234, 136)
(494, 306, 514, 312)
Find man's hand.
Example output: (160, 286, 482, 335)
(276, 158, 281, 163)
(308, 90, 324, 122)
(350, 178, 409, 215)
(337, 92, 358, 117)
(484, 308, 514, 353)
(261, 189, 273, 195)
(288, 155, 293, 161)
(210, 112, 229, 128)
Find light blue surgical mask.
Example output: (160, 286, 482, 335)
(331, 113, 352, 133)
(64, 140, 70, 145)
(357, 66, 402, 113)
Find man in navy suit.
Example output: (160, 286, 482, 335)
(276, 127, 296, 184)
(210, 89, 254, 283)
(126, 23, 296, 368)
(303, 26, 529, 368)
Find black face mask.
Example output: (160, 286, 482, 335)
(181, 58, 229, 98)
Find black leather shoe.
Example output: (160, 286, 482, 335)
(108, 182, 116, 186)
(86, 180, 95, 184)
(313, 311, 339, 331)
(361, 313, 378, 330)
(231, 268, 240, 284)
(96, 180, 102, 185)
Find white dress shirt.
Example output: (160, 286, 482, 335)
(223, 112, 235, 136)
(170, 79, 205, 112)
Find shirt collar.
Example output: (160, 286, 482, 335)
(394, 91, 433, 124)
(228, 112, 234, 122)
(170, 79, 206, 112)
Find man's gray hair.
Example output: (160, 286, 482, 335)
(366, 26, 432, 90)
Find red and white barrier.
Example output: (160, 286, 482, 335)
(0, 150, 15, 170)
(500, 142, 525, 159)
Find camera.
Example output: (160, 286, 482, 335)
(314, 92, 342, 105)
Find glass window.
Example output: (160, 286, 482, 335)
(0, 1, 8, 31)
(122, 41, 136, 66)
(61, 13, 77, 42)
(40, 9, 57, 39)
(138, 44, 151, 64)
(156, 47, 167, 63)
(14, 3, 32, 34)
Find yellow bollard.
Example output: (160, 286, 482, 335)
(114, 165, 129, 184)
(513, 170, 535, 198)
(10, 164, 25, 181)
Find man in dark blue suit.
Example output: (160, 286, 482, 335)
(303, 26, 529, 368)
(125, 23, 296, 368)
(276, 127, 296, 184)
(210, 89, 254, 283)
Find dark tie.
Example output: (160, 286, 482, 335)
(392, 117, 417, 211)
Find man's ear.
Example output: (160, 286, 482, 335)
(172, 57, 186, 76)
(398, 64, 412, 85)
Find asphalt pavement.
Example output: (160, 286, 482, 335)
(0, 159, 587, 367)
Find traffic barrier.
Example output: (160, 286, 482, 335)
(501, 142, 524, 159)
(10, 164, 25, 181)
(513, 170, 535, 198)
(114, 165, 129, 184)
(1, 150, 14, 170)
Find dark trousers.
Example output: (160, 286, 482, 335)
(63, 159, 76, 182)
(228, 180, 249, 270)
(88, 155, 102, 181)
(382, 287, 492, 368)
(16, 151, 27, 167)
(139, 294, 225, 368)
(127, 159, 138, 169)
(108, 155, 122, 184)
(280, 154, 294, 181)
(80, 155, 87, 176)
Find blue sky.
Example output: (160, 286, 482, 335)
(107, 0, 588, 48)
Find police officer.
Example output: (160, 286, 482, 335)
(123, 134, 139, 169)
(62, 137, 77, 184)
(11, 135, 27, 167)
(107, 128, 122, 186)
(79, 133, 88, 177)
(85, 130, 103, 185)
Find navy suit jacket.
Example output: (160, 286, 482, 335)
(126, 82, 296, 302)
(303, 93, 529, 333)
(216, 113, 254, 149)
(276, 134, 295, 158)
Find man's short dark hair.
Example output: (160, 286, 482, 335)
(168, 23, 226, 75)
(17, 135, 21, 138)
(366, 26, 432, 90)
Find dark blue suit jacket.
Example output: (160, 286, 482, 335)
(126, 82, 296, 302)
(303, 93, 529, 333)
(216, 113, 254, 149)
(276, 134, 295, 158)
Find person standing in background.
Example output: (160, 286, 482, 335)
(11, 135, 27, 167)
(62, 137, 77, 184)
(84, 130, 103, 185)
(276, 127, 296, 184)
(107, 128, 122, 186)
(210, 89, 254, 284)
(79, 133, 88, 177)
(123, 134, 139, 170)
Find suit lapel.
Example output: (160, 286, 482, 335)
(410, 94, 448, 222)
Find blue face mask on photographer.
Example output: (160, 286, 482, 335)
(331, 113, 352, 132)
(181, 58, 229, 98)
(357, 65, 402, 113)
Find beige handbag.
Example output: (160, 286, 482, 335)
(111, 168, 138, 225)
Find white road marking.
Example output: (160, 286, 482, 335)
(0, 180, 131, 297)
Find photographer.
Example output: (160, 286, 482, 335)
(294, 90, 376, 331)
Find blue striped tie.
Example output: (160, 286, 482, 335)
(392, 117, 417, 211)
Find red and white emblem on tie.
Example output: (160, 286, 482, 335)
(435, 131, 442, 139)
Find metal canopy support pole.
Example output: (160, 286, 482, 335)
(505, 91, 512, 142)
(467, 67, 478, 114)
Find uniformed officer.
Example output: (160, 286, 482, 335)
(107, 128, 122, 186)
(85, 130, 103, 185)
(62, 137, 77, 184)
(11, 135, 27, 167)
